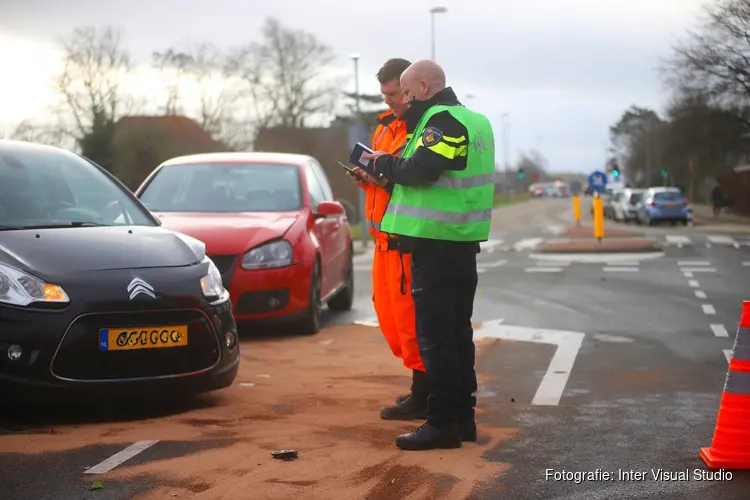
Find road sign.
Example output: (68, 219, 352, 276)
(569, 180, 582, 195)
(587, 170, 608, 193)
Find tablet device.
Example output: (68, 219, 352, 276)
(348, 142, 377, 175)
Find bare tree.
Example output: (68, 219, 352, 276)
(10, 119, 71, 148)
(153, 41, 241, 146)
(53, 26, 132, 141)
(662, 0, 750, 125)
(152, 49, 191, 115)
(227, 17, 341, 130)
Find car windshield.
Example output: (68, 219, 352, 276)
(138, 163, 303, 212)
(0, 144, 155, 230)
(653, 191, 682, 201)
(629, 193, 643, 203)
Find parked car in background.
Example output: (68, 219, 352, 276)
(635, 187, 690, 225)
(611, 188, 644, 222)
(136, 152, 354, 335)
(0, 140, 239, 398)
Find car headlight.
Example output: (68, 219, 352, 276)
(241, 240, 293, 270)
(200, 256, 228, 303)
(0, 263, 69, 307)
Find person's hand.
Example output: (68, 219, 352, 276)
(361, 151, 388, 163)
(347, 170, 369, 187)
(350, 166, 377, 185)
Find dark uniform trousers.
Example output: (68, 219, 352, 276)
(410, 238, 479, 425)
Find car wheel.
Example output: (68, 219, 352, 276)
(298, 261, 322, 335)
(328, 248, 354, 312)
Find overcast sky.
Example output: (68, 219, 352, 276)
(0, 0, 709, 173)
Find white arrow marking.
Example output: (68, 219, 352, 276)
(474, 320, 585, 406)
(513, 238, 544, 251)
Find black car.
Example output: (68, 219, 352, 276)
(0, 140, 239, 398)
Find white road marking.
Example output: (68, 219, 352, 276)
(707, 235, 735, 245)
(711, 324, 729, 337)
(84, 441, 159, 474)
(743, 262, 750, 267)
(480, 238, 505, 253)
(545, 224, 566, 235)
(513, 238, 544, 251)
(684, 272, 694, 278)
(695, 290, 708, 299)
(537, 261, 570, 266)
(478, 259, 507, 268)
(606, 261, 639, 266)
(681, 267, 716, 273)
(678, 260, 711, 266)
(688, 280, 700, 287)
(474, 320, 585, 406)
(702, 304, 716, 315)
(525, 267, 562, 273)
(725, 349, 733, 363)
(477, 268, 487, 274)
(667, 235, 691, 245)
(529, 252, 664, 263)
(354, 316, 379, 327)
(602, 266, 639, 272)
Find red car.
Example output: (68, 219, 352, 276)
(135, 152, 354, 335)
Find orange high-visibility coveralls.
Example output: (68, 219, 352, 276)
(360, 110, 425, 372)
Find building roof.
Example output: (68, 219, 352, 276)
(114, 115, 218, 149)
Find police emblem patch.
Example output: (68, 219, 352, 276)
(422, 127, 443, 146)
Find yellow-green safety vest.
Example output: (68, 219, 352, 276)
(380, 104, 496, 242)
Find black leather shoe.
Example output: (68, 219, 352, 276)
(459, 419, 477, 442)
(380, 394, 427, 420)
(396, 393, 410, 404)
(395, 422, 462, 451)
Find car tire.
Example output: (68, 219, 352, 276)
(328, 248, 354, 312)
(298, 261, 322, 335)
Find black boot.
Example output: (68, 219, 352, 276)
(458, 397, 477, 441)
(459, 419, 477, 442)
(395, 422, 462, 451)
(380, 370, 427, 420)
(395, 393, 409, 404)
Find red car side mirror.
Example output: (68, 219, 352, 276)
(315, 201, 345, 217)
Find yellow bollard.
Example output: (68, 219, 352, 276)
(572, 194, 581, 226)
(592, 192, 604, 241)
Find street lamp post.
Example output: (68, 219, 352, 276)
(350, 54, 368, 248)
(430, 6, 447, 60)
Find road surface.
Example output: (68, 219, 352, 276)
(2, 198, 749, 499)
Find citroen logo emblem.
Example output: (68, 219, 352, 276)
(127, 277, 156, 300)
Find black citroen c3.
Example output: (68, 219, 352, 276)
(0, 140, 240, 398)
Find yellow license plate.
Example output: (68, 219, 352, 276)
(99, 326, 188, 351)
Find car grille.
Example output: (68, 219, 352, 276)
(51, 310, 220, 381)
(208, 255, 238, 275)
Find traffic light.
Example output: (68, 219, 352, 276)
(661, 168, 668, 177)
(518, 168, 525, 179)
(612, 167, 620, 177)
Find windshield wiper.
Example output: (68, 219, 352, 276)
(18, 221, 109, 229)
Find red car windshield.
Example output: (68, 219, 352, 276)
(139, 163, 303, 212)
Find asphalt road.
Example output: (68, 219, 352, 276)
(3, 198, 750, 499)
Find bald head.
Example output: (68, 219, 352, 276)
(400, 60, 446, 103)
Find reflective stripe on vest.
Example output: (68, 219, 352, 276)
(380, 104, 496, 242)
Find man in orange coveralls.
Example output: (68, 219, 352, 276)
(348, 58, 427, 420)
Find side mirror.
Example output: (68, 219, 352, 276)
(315, 201, 345, 218)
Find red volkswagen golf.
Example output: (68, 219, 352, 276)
(135, 153, 354, 335)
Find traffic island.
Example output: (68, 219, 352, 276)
(561, 225, 644, 239)
(537, 236, 662, 253)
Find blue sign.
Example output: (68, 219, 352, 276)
(588, 170, 608, 192)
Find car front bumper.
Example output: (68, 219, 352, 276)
(0, 268, 240, 397)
